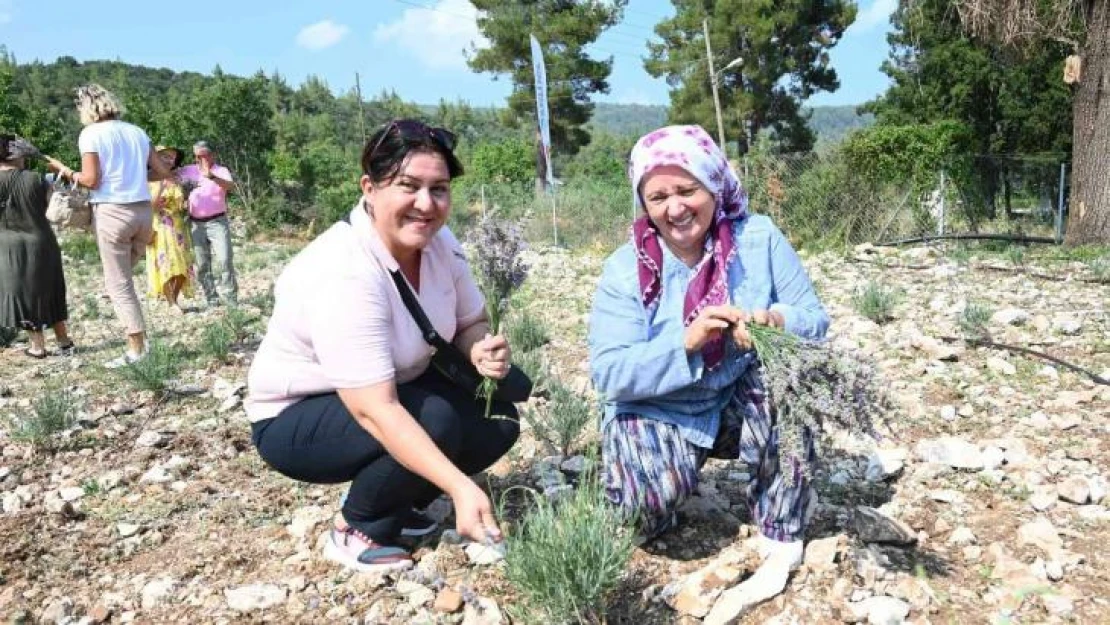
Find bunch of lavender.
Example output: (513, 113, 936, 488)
(468, 214, 529, 417)
(747, 323, 892, 484)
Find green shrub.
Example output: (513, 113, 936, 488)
(524, 381, 594, 457)
(507, 311, 550, 354)
(851, 281, 900, 323)
(503, 470, 636, 625)
(6, 385, 78, 449)
(515, 350, 550, 397)
(199, 323, 235, 363)
(60, 234, 99, 265)
(118, 340, 185, 393)
(960, 301, 994, 339)
(1087, 257, 1110, 283)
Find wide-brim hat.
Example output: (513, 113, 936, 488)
(155, 145, 184, 169)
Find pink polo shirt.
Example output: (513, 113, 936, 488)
(177, 164, 233, 219)
(244, 201, 487, 422)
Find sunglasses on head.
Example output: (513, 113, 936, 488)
(368, 120, 457, 160)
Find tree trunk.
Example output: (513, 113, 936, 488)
(1064, 0, 1110, 245)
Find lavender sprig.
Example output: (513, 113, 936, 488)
(747, 323, 891, 485)
(468, 215, 529, 418)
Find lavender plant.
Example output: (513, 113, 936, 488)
(747, 323, 892, 484)
(468, 214, 529, 417)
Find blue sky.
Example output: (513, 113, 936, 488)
(2, 0, 894, 107)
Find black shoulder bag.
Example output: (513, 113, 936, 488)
(388, 271, 532, 403)
(341, 212, 532, 403)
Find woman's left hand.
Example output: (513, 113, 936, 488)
(470, 334, 511, 380)
(729, 308, 785, 350)
(750, 309, 785, 329)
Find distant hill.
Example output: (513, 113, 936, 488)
(588, 102, 874, 145)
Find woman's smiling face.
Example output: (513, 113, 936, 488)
(639, 165, 716, 262)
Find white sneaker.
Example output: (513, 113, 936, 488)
(104, 349, 147, 370)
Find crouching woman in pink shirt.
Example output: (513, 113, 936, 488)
(245, 120, 522, 572)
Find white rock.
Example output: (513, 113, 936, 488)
(58, 486, 85, 502)
(1090, 476, 1107, 504)
(97, 471, 124, 491)
(1043, 593, 1074, 616)
(914, 438, 983, 470)
(803, 535, 841, 570)
(865, 448, 906, 482)
(862, 595, 910, 625)
(117, 523, 142, 538)
(135, 431, 168, 448)
(395, 579, 435, 607)
(704, 567, 790, 625)
(2, 491, 21, 513)
(991, 308, 1029, 326)
(1018, 517, 1064, 556)
(224, 583, 287, 612)
(465, 541, 507, 565)
(986, 357, 1016, 376)
(1045, 560, 1064, 581)
(559, 455, 587, 474)
(140, 577, 178, 610)
(1057, 476, 1091, 504)
(1030, 490, 1057, 512)
(1037, 365, 1060, 381)
(462, 597, 503, 625)
(980, 446, 1006, 471)
(139, 465, 172, 484)
(948, 527, 977, 546)
(39, 597, 73, 624)
(1051, 316, 1082, 335)
(939, 405, 957, 421)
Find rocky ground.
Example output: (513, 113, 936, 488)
(1, 232, 1107, 625)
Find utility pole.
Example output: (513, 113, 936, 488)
(703, 17, 727, 151)
(354, 72, 368, 142)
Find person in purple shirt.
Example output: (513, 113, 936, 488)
(588, 125, 829, 603)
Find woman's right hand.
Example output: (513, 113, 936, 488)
(683, 305, 743, 354)
(449, 478, 502, 544)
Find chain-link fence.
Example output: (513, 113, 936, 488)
(445, 153, 1071, 253)
(741, 152, 1070, 249)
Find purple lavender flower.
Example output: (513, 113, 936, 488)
(468, 214, 530, 417)
(748, 324, 892, 484)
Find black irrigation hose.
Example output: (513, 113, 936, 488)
(876, 234, 1059, 246)
(939, 335, 1110, 386)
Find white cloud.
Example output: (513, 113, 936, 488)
(0, 0, 14, 24)
(373, 0, 489, 71)
(854, 0, 896, 32)
(296, 19, 349, 50)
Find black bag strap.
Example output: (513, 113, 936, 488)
(342, 211, 448, 351)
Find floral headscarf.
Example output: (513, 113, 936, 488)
(629, 125, 748, 369)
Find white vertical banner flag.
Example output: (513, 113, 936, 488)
(530, 34, 555, 190)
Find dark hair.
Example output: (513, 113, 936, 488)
(0, 134, 12, 162)
(360, 119, 464, 185)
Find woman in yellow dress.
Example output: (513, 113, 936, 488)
(147, 146, 195, 311)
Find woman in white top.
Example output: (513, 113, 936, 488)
(245, 120, 524, 572)
(46, 84, 171, 367)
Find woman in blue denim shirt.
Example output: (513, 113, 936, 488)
(588, 125, 829, 586)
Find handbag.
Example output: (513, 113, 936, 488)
(388, 269, 533, 404)
(45, 178, 92, 231)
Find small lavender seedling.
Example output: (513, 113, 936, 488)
(851, 281, 900, 324)
(5, 384, 79, 449)
(502, 469, 635, 624)
(748, 324, 891, 484)
(960, 301, 994, 339)
(468, 214, 529, 417)
(1087, 257, 1110, 283)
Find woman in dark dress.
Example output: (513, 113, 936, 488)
(0, 135, 72, 357)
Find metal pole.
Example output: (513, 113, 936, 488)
(703, 18, 727, 151)
(551, 195, 559, 247)
(480, 184, 487, 218)
(1056, 162, 1066, 244)
(354, 72, 367, 142)
(938, 170, 947, 237)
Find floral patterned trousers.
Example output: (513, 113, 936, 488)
(602, 366, 816, 542)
